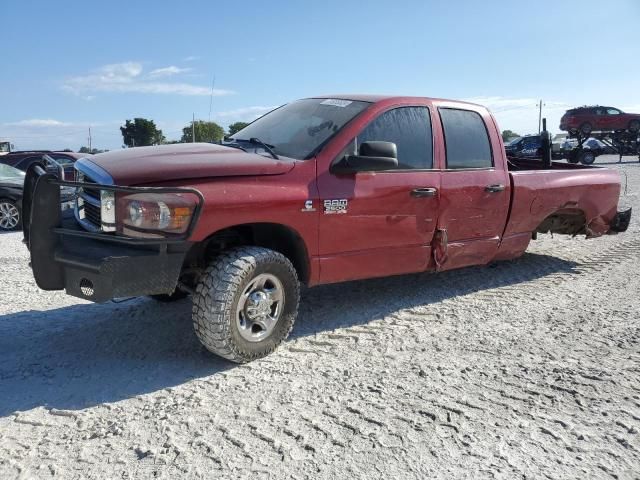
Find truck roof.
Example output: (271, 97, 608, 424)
(310, 94, 483, 108)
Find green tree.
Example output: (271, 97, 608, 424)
(501, 130, 520, 142)
(180, 120, 225, 143)
(120, 118, 165, 147)
(227, 121, 250, 136)
(78, 146, 108, 154)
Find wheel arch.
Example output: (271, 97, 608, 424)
(187, 222, 311, 285)
(534, 208, 587, 236)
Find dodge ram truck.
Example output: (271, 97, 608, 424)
(22, 95, 632, 362)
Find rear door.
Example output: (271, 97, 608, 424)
(317, 105, 441, 283)
(434, 104, 510, 271)
(602, 107, 623, 130)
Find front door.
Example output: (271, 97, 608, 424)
(435, 105, 511, 271)
(317, 105, 441, 283)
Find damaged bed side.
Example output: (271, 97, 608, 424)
(503, 164, 631, 241)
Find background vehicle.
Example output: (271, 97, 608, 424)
(23, 95, 631, 363)
(0, 164, 25, 231)
(0, 140, 13, 156)
(504, 134, 543, 158)
(0, 150, 87, 179)
(560, 106, 640, 135)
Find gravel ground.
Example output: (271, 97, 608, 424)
(1, 155, 639, 479)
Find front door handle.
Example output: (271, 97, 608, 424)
(485, 184, 505, 193)
(411, 187, 438, 198)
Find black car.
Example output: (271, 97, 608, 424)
(0, 150, 87, 180)
(0, 163, 76, 231)
(0, 164, 25, 231)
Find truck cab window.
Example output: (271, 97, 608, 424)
(439, 108, 493, 169)
(357, 107, 433, 169)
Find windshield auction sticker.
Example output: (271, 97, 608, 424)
(320, 99, 353, 108)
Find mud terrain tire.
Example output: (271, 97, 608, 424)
(192, 247, 299, 363)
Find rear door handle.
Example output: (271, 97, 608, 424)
(410, 187, 438, 198)
(485, 184, 505, 193)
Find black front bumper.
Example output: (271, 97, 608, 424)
(22, 164, 199, 303)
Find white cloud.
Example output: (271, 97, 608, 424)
(1, 119, 121, 151)
(217, 105, 279, 121)
(148, 66, 192, 78)
(464, 96, 570, 135)
(4, 119, 74, 127)
(183, 55, 200, 62)
(63, 61, 233, 97)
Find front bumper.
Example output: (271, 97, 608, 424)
(22, 164, 201, 302)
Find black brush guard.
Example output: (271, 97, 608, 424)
(22, 163, 203, 302)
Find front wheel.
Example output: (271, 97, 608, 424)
(579, 150, 596, 165)
(629, 119, 640, 132)
(192, 247, 300, 363)
(0, 199, 21, 231)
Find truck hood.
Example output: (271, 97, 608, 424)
(84, 143, 296, 185)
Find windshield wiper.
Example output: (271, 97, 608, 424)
(234, 137, 279, 160)
(221, 141, 248, 152)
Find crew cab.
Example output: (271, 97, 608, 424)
(23, 95, 632, 362)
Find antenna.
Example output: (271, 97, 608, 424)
(208, 75, 216, 122)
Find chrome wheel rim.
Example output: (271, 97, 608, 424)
(0, 202, 19, 230)
(236, 273, 285, 342)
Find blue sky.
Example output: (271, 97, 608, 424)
(2, 0, 639, 150)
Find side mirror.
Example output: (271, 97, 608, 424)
(332, 141, 398, 174)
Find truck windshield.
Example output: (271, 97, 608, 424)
(0, 143, 10, 153)
(229, 98, 371, 160)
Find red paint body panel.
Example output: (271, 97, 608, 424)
(89, 143, 295, 185)
(93, 96, 625, 287)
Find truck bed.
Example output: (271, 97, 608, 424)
(504, 159, 621, 240)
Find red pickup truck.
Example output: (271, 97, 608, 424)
(23, 95, 631, 362)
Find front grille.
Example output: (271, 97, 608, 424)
(75, 171, 103, 232)
(83, 201, 101, 226)
(73, 160, 115, 233)
(82, 175, 101, 202)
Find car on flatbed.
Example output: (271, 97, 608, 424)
(560, 106, 640, 136)
(22, 95, 632, 362)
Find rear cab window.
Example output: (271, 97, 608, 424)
(439, 108, 493, 169)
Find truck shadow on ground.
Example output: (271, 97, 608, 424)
(0, 251, 579, 416)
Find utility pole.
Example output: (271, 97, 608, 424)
(88, 126, 92, 152)
(537, 100, 545, 134)
(208, 75, 216, 122)
(192, 113, 196, 143)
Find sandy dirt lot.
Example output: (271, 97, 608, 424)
(1, 156, 639, 479)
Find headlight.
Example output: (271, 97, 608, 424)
(116, 192, 199, 238)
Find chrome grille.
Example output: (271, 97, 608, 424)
(76, 173, 102, 232)
(74, 160, 115, 233)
